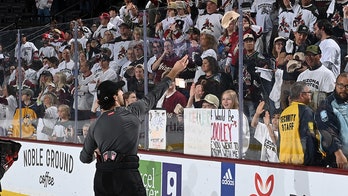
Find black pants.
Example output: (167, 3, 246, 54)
(94, 161, 146, 196)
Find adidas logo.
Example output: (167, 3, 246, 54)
(221, 168, 234, 186)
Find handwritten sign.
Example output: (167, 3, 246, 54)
(148, 110, 167, 150)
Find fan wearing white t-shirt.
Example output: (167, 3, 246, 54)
(251, 101, 280, 163)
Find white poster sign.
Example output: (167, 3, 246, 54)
(211, 109, 239, 158)
(183, 109, 211, 156)
(148, 110, 167, 150)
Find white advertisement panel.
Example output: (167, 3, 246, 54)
(138, 154, 221, 196)
(1, 141, 95, 196)
(2, 140, 348, 196)
(235, 164, 348, 196)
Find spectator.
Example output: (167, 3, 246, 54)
(278, 81, 323, 166)
(202, 93, 219, 109)
(113, 23, 132, 71)
(315, 72, 348, 168)
(278, 0, 300, 39)
(301, 0, 320, 19)
(51, 104, 73, 142)
(221, 89, 250, 158)
(119, 0, 136, 21)
(146, 40, 163, 83)
(9, 67, 36, 91)
(38, 39, 58, 59)
(14, 34, 39, 66)
(77, 123, 90, 144)
(194, 32, 218, 82)
(108, 6, 124, 38)
(36, 92, 57, 118)
(195, 0, 223, 41)
(285, 24, 310, 56)
(219, 11, 239, 73)
(197, 56, 223, 98)
(314, 19, 341, 78)
(155, 2, 177, 38)
(132, 41, 145, 66)
(157, 71, 187, 114)
(125, 64, 146, 99)
(297, 45, 335, 94)
(119, 48, 137, 82)
(269, 36, 287, 111)
(36, 105, 58, 141)
(11, 88, 38, 138)
(100, 30, 115, 59)
(53, 72, 72, 106)
(251, 101, 280, 162)
(152, 40, 180, 84)
(186, 82, 205, 108)
(93, 13, 115, 41)
(123, 91, 137, 107)
(0, 85, 17, 134)
(57, 48, 74, 82)
(280, 52, 307, 110)
(251, 0, 275, 55)
(239, 33, 269, 122)
(72, 60, 94, 120)
(36, 0, 53, 24)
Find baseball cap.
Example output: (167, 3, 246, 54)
(22, 88, 34, 98)
(99, 12, 110, 20)
(187, 27, 200, 35)
(207, 0, 218, 4)
(274, 36, 286, 43)
(108, 5, 118, 12)
(97, 80, 125, 101)
(296, 25, 309, 34)
(243, 33, 254, 41)
(203, 94, 219, 108)
(306, 45, 321, 55)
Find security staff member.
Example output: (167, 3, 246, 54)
(80, 55, 189, 196)
(279, 81, 322, 166)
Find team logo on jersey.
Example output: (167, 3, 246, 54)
(279, 16, 290, 33)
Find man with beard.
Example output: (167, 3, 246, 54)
(80, 55, 188, 196)
(315, 73, 348, 169)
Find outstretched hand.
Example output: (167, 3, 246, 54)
(172, 55, 189, 73)
(166, 55, 189, 81)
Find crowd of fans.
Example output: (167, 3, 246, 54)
(0, 0, 348, 168)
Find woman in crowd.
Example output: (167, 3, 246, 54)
(36, 105, 58, 141)
(194, 32, 218, 82)
(197, 56, 222, 98)
(220, 89, 250, 159)
(51, 104, 74, 142)
(0, 85, 17, 135)
(53, 72, 72, 106)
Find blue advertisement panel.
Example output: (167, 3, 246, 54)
(221, 162, 235, 196)
(162, 163, 182, 196)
